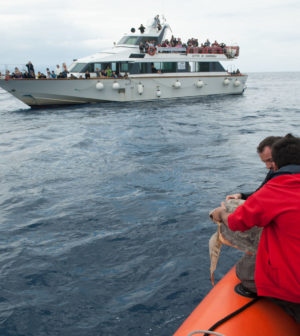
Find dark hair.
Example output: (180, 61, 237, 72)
(271, 134, 300, 169)
(257, 136, 282, 153)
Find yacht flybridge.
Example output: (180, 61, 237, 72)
(0, 15, 247, 108)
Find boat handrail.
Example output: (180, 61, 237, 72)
(156, 47, 187, 54)
(186, 46, 239, 58)
(154, 46, 239, 58)
(187, 331, 226, 336)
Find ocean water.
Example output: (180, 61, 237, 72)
(0, 72, 300, 336)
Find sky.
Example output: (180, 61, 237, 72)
(1, 0, 300, 73)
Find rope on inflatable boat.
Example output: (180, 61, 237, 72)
(202, 296, 260, 336)
(187, 331, 225, 336)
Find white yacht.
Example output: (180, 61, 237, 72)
(0, 16, 247, 108)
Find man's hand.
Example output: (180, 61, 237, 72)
(225, 193, 242, 201)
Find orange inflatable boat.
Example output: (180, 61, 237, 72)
(174, 266, 300, 336)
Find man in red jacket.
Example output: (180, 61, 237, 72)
(211, 134, 300, 322)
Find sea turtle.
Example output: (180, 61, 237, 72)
(208, 199, 262, 285)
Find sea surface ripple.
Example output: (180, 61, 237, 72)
(0, 72, 300, 335)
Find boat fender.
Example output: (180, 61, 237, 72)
(137, 83, 144, 95)
(223, 78, 230, 86)
(148, 47, 156, 56)
(196, 80, 204, 88)
(173, 80, 181, 89)
(156, 89, 161, 97)
(96, 82, 104, 90)
(234, 80, 241, 87)
(112, 82, 120, 90)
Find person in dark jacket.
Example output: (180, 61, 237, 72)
(226, 136, 282, 201)
(139, 42, 144, 53)
(138, 24, 145, 34)
(26, 61, 35, 76)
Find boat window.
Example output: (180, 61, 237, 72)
(211, 62, 225, 72)
(118, 36, 158, 46)
(196, 62, 210, 72)
(196, 62, 225, 72)
(177, 62, 190, 72)
(141, 62, 177, 73)
(128, 63, 140, 74)
(129, 54, 145, 58)
(84, 64, 94, 72)
(162, 62, 177, 72)
(96, 63, 116, 72)
(94, 63, 102, 71)
(69, 63, 88, 73)
(118, 36, 139, 45)
(140, 63, 149, 73)
(137, 37, 158, 44)
(118, 36, 127, 44)
(120, 62, 129, 72)
(153, 62, 161, 70)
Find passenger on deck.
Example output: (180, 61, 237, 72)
(37, 72, 46, 79)
(161, 40, 168, 47)
(55, 64, 61, 77)
(61, 63, 69, 78)
(95, 68, 101, 77)
(144, 41, 149, 53)
(105, 66, 112, 77)
(204, 39, 211, 47)
(22, 71, 30, 79)
(26, 61, 35, 77)
(176, 38, 182, 47)
(138, 24, 145, 34)
(151, 64, 158, 73)
(139, 42, 144, 53)
(85, 71, 90, 79)
(154, 15, 160, 28)
(46, 68, 51, 78)
(51, 71, 57, 79)
(14, 67, 23, 78)
(5, 70, 11, 79)
(62, 62, 68, 73)
(28, 70, 35, 79)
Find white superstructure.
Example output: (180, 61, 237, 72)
(0, 16, 247, 108)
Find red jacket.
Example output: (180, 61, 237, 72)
(228, 174, 300, 303)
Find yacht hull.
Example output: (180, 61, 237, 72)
(0, 74, 247, 108)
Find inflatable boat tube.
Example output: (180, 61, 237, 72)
(174, 266, 300, 336)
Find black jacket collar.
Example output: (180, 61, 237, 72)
(270, 164, 300, 180)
